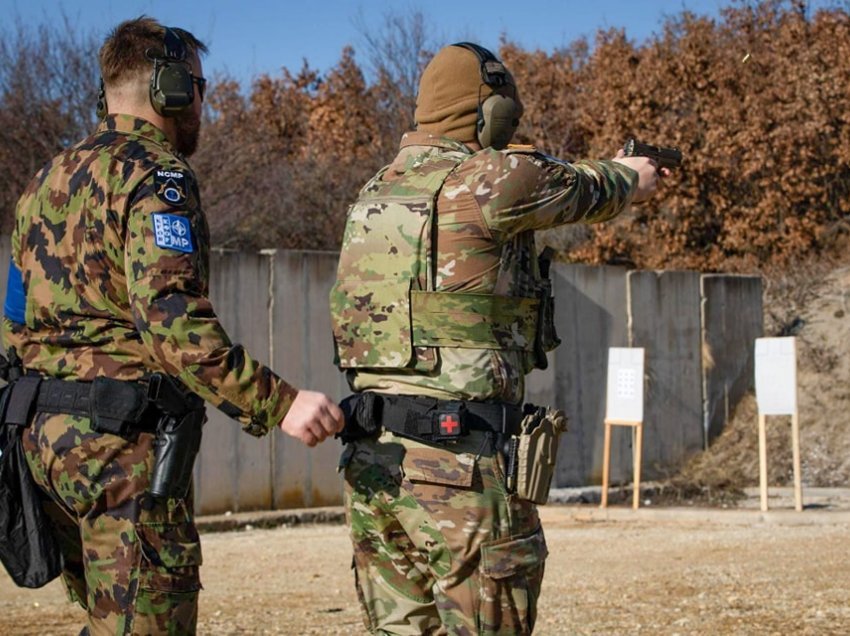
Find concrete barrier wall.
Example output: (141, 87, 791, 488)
(550, 265, 631, 485)
(701, 275, 764, 442)
(547, 267, 762, 487)
(0, 241, 763, 511)
(195, 249, 347, 514)
(627, 271, 706, 480)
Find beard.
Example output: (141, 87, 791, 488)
(174, 108, 201, 156)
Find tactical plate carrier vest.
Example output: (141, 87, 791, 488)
(330, 150, 559, 374)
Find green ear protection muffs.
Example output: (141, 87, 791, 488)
(148, 27, 195, 117)
(96, 27, 196, 120)
(451, 42, 520, 150)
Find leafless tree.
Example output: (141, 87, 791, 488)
(0, 16, 99, 231)
(353, 8, 437, 141)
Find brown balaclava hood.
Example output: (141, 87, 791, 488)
(415, 44, 522, 145)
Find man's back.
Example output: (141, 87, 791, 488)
(8, 114, 202, 382)
(336, 131, 637, 404)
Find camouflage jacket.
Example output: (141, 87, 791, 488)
(2, 115, 297, 436)
(333, 131, 638, 404)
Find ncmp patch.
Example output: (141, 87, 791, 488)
(154, 168, 188, 206)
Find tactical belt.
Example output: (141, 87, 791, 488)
(25, 376, 189, 436)
(341, 391, 525, 443)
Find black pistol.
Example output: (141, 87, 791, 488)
(623, 139, 683, 170)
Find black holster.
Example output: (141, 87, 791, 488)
(533, 247, 561, 370)
(147, 374, 205, 500)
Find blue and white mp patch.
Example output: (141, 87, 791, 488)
(153, 213, 194, 253)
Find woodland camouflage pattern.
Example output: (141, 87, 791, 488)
(4, 114, 297, 434)
(22, 412, 200, 634)
(335, 132, 637, 633)
(4, 114, 296, 632)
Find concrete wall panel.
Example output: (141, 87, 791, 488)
(270, 251, 311, 509)
(553, 264, 630, 486)
(195, 250, 272, 514)
(701, 275, 763, 441)
(628, 271, 704, 478)
(298, 252, 346, 506)
(270, 251, 346, 509)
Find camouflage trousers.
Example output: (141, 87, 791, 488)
(22, 411, 202, 635)
(342, 429, 547, 635)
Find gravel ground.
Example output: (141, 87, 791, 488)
(0, 506, 847, 635)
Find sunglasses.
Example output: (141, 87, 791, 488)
(192, 75, 207, 101)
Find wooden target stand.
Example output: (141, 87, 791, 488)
(755, 337, 803, 512)
(758, 411, 803, 512)
(599, 348, 646, 510)
(600, 419, 643, 509)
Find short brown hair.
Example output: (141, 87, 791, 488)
(99, 16, 207, 87)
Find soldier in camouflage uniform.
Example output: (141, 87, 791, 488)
(330, 43, 663, 634)
(3, 17, 343, 635)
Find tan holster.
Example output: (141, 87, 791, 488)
(515, 407, 568, 504)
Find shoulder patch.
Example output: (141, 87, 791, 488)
(154, 168, 188, 206)
(152, 213, 194, 253)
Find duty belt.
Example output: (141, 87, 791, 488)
(34, 377, 160, 434)
(13, 375, 198, 436)
(340, 392, 526, 443)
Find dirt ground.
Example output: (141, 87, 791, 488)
(0, 507, 847, 635)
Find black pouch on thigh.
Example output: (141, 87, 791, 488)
(0, 379, 63, 588)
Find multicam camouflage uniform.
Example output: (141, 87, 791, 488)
(3, 114, 298, 634)
(331, 131, 637, 634)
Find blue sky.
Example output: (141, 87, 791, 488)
(5, 0, 841, 83)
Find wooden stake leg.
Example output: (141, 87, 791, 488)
(601, 421, 612, 508)
(758, 414, 768, 512)
(633, 423, 643, 510)
(791, 411, 803, 512)
(601, 420, 643, 509)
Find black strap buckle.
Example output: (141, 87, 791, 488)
(146, 374, 163, 401)
(5, 376, 42, 427)
(433, 402, 467, 441)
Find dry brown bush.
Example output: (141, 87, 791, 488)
(3, 2, 848, 268)
(504, 0, 850, 272)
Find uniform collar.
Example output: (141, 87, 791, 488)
(399, 131, 475, 154)
(98, 114, 175, 153)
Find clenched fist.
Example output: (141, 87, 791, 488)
(279, 390, 345, 447)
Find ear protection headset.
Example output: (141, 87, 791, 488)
(451, 42, 520, 150)
(148, 27, 195, 117)
(96, 27, 196, 119)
